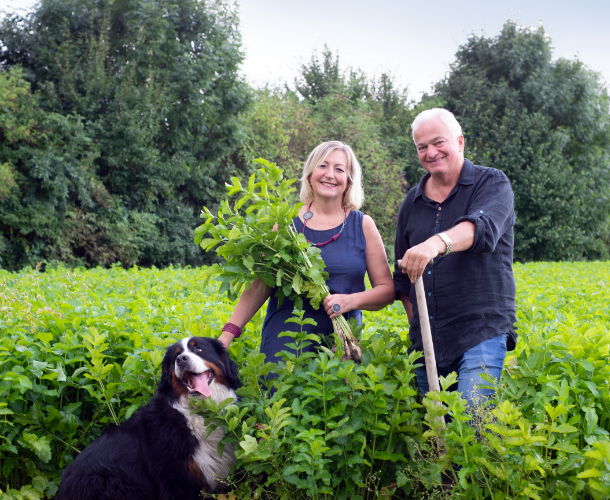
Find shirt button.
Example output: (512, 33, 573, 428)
(438, 207, 442, 210)
(428, 292, 432, 297)
(428, 271, 432, 275)
(430, 315, 434, 320)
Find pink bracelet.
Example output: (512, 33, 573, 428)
(222, 322, 242, 339)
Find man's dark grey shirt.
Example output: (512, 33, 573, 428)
(393, 159, 517, 367)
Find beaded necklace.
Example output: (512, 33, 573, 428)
(302, 201, 347, 247)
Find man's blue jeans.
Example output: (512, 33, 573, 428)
(415, 333, 508, 408)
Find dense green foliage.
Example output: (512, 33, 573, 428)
(434, 21, 610, 261)
(0, 265, 256, 499)
(0, 0, 249, 270)
(0, 262, 609, 498)
(197, 316, 421, 499)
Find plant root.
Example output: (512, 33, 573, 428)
(333, 323, 362, 364)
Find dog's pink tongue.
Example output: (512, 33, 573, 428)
(191, 372, 212, 397)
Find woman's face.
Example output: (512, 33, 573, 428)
(309, 150, 349, 204)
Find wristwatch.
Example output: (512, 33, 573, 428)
(437, 232, 452, 257)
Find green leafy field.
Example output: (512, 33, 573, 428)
(0, 262, 609, 499)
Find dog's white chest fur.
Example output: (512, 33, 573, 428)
(173, 387, 237, 489)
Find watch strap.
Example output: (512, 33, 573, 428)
(437, 232, 452, 257)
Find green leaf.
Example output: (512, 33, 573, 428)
(584, 407, 598, 435)
(553, 424, 579, 433)
(276, 268, 285, 288)
(292, 272, 303, 295)
(551, 441, 580, 453)
(20, 433, 52, 463)
(577, 468, 601, 479)
(18, 375, 33, 394)
(239, 435, 259, 456)
(244, 254, 255, 269)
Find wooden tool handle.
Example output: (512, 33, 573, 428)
(414, 277, 441, 394)
(397, 260, 444, 412)
(397, 259, 446, 445)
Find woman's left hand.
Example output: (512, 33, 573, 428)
(323, 294, 353, 319)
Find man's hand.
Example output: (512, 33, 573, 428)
(323, 294, 353, 319)
(400, 236, 446, 283)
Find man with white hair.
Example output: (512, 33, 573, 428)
(394, 108, 517, 408)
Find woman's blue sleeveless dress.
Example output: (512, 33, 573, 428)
(260, 210, 367, 362)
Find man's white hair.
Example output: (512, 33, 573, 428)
(411, 108, 462, 143)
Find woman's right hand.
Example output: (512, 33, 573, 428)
(218, 330, 234, 350)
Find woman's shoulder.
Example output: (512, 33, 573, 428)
(358, 213, 383, 243)
(360, 213, 377, 229)
(348, 210, 371, 223)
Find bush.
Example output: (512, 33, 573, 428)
(0, 262, 609, 499)
(0, 0, 250, 269)
(197, 313, 422, 499)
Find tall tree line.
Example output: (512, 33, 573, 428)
(0, 3, 608, 269)
(436, 22, 610, 261)
(0, 0, 249, 269)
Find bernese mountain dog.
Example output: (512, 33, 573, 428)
(57, 337, 241, 500)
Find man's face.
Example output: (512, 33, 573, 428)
(413, 117, 464, 179)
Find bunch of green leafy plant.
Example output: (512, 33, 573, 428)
(194, 158, 362, 361)
(195, 311, 423, 500)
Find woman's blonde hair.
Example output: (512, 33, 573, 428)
(299, 141, 364, 210)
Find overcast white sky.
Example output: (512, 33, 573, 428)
(238, 0, 609, 98)
(2, 0, 608, 99)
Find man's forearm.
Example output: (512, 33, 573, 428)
(442, 221, 475, 253)
(400, 221, 476, 283)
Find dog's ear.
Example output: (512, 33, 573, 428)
(216, 342, 241, 390)
(225, 354, 241, 390)
(159, 343, 176, 388)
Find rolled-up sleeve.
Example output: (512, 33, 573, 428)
(393, 197, 412, 299)
(455, 170, 515, 255)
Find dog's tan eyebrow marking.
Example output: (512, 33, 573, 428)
(175, 347, 182, 354)
(189, 340, 196, 346)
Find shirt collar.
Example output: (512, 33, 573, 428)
(411, 158, 475, 202)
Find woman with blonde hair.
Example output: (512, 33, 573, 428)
(218, 141, 395, 361)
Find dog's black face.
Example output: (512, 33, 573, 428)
(160, 337, 241, 401)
